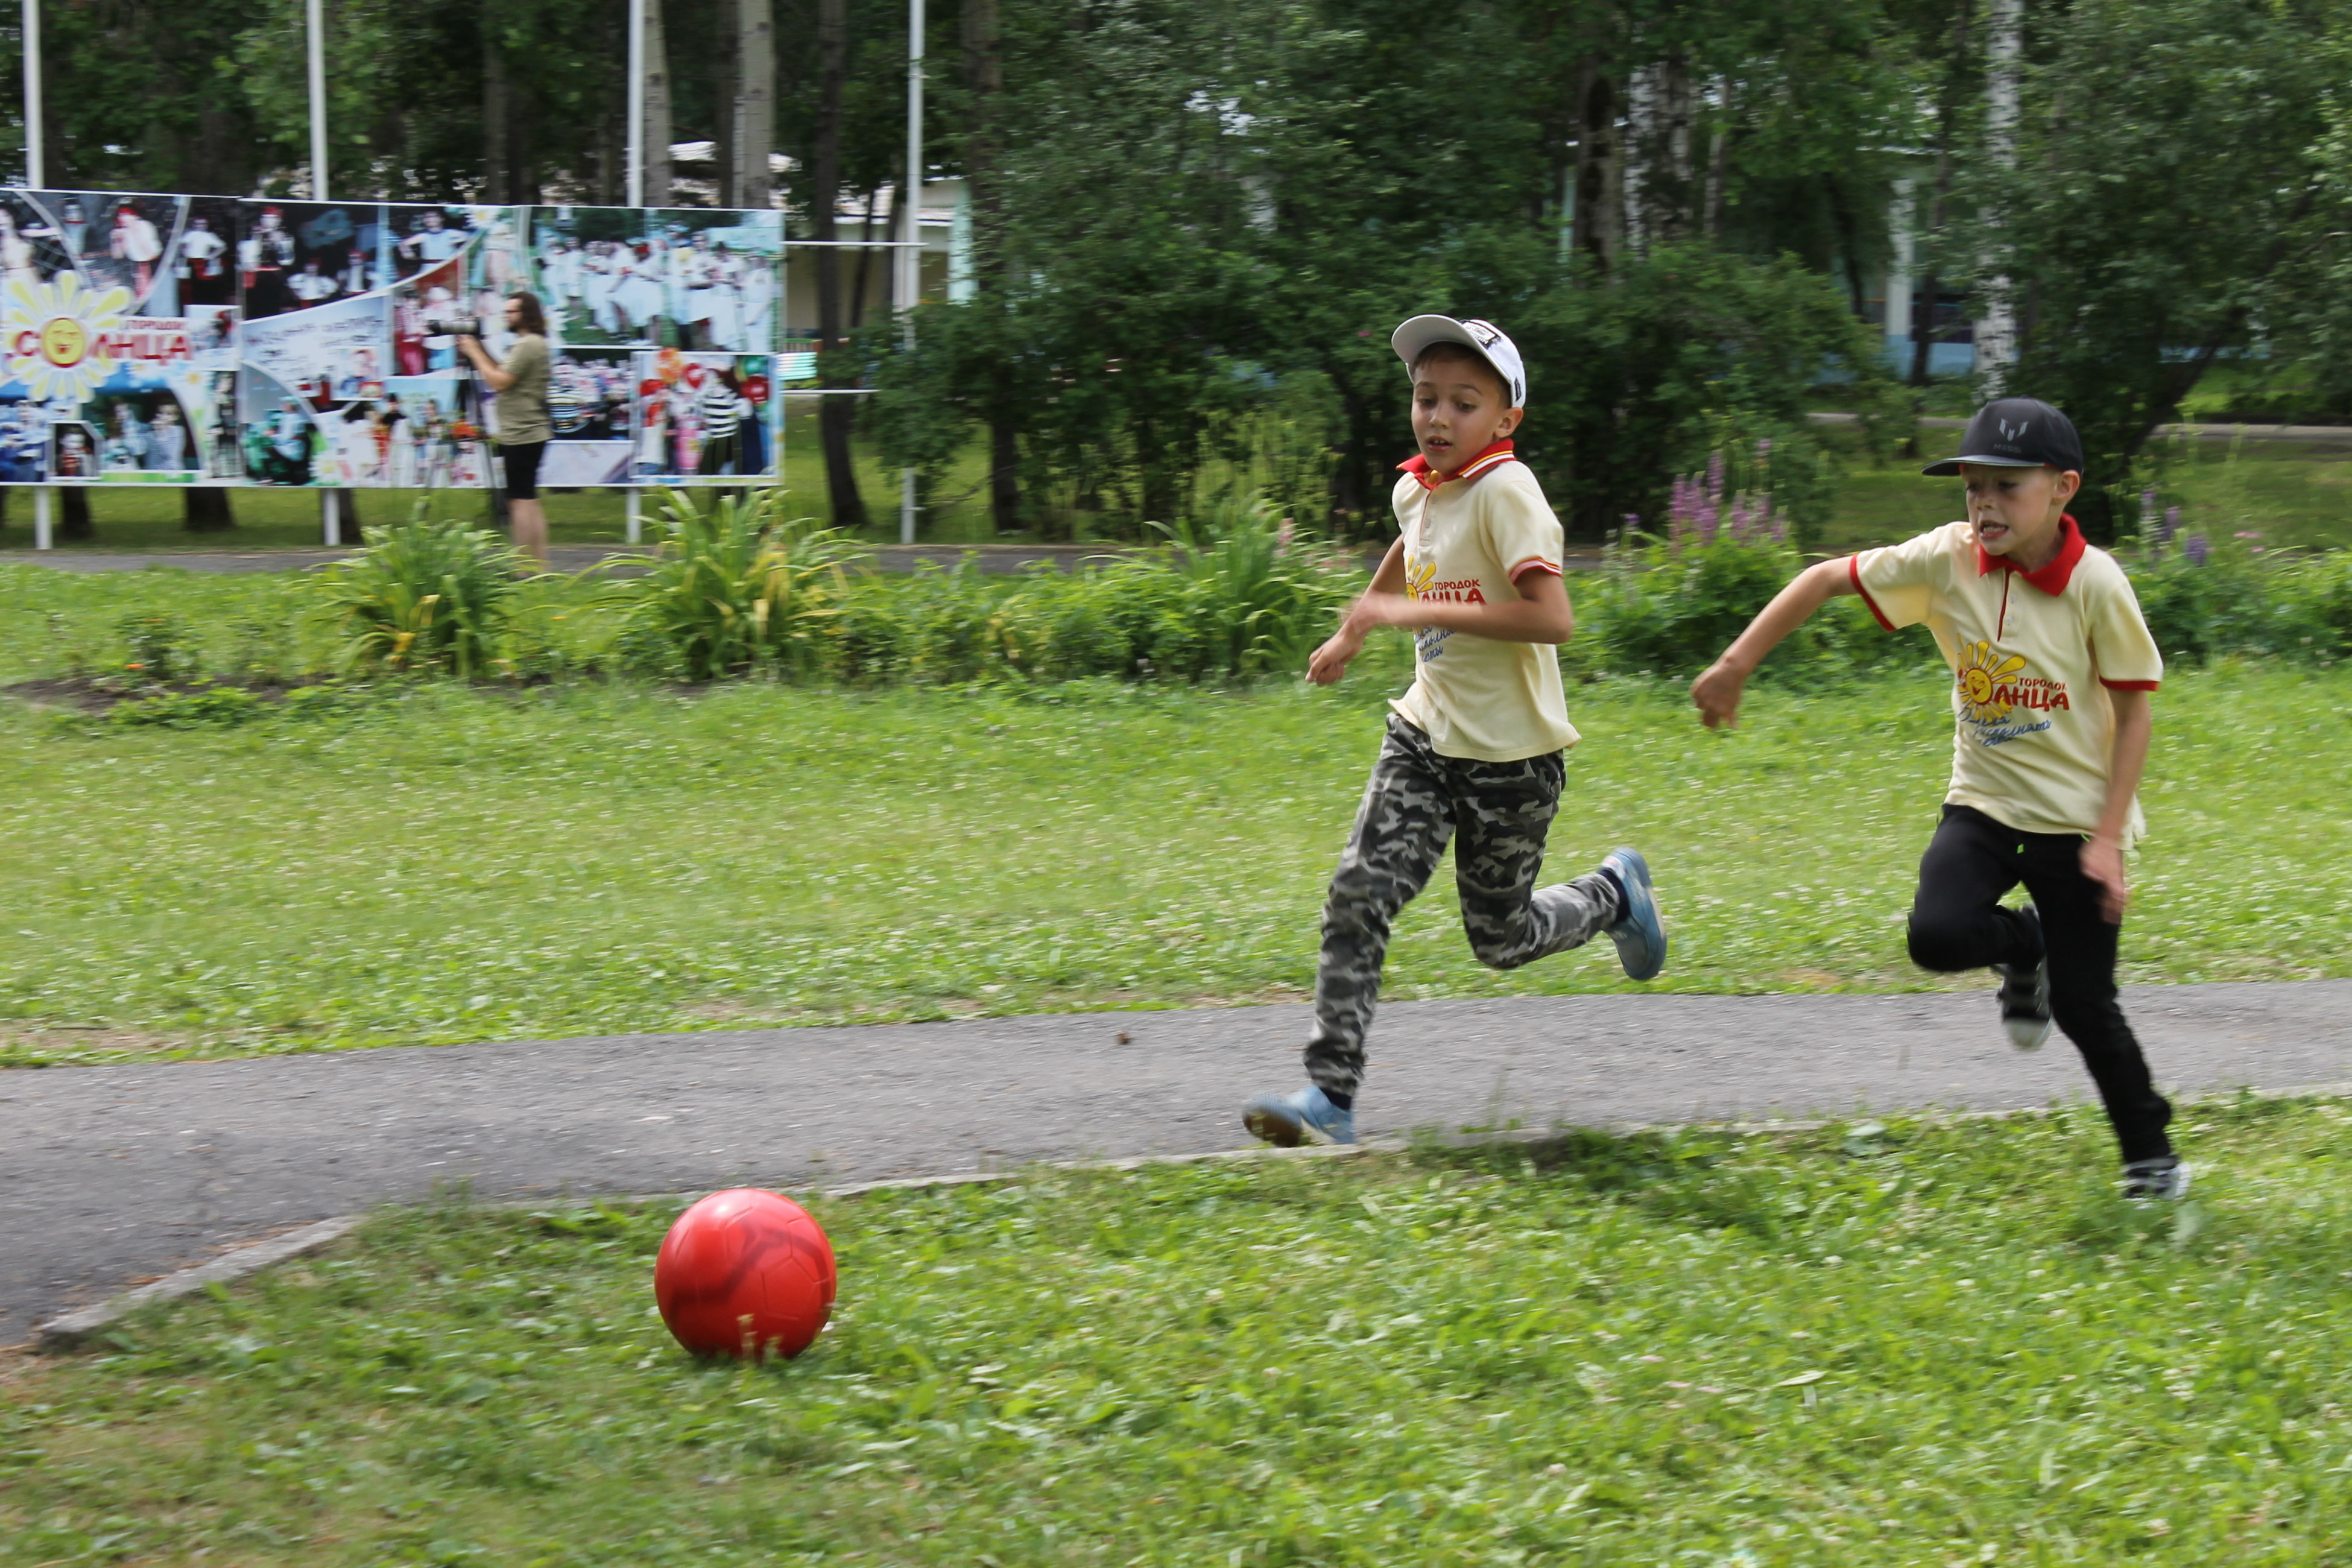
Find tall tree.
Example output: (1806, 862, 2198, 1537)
(738, 0, 776, 209)
(962, 0, 1020, 532)
(811, 0, 867, 528)
(643, 0, 673, 203)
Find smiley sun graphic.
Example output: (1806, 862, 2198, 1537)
(4, 272, 132, 402)
(1956, 641, 2028, 722)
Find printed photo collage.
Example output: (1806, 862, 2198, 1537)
(0, 191, 786, 487)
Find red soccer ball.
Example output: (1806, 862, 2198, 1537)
(654, 1189, 838, 1361)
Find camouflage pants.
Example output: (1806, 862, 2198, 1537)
(1304, 714, 1619, 1095)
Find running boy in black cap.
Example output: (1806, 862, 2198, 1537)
(1241, 314, 1668, 1149)
(1690, 397, 2185, 1199)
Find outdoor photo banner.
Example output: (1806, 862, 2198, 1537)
(0, 190, 786, 488)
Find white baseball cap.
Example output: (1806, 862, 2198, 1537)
(1391, 315, 1527, 409)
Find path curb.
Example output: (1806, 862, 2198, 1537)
(33, 1215, 368, 1352)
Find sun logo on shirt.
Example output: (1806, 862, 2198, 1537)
(1956, 641, 2028, 722)
(1403, 558, 1437, 600)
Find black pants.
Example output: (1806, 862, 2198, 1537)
(1908, 804, 2172, 1164)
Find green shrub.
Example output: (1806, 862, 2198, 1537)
(605, 488, 858, 681)
(2123, 536, 2352, 665)
(315, 513, 525, 677)
(104, 684, 268, 729)
(1140, 495, 1357, 679)
(1580, 533, 1885, 680)
(115, 611, 197, 685)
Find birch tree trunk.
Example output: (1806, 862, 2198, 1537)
(1973, 0, 2023, 389)
(738, 0, 775, 209)
(1622, 66, 1656, 254)
(643, 0, 673, 206)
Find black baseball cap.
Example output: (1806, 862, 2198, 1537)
(1921, 397, 2085, 476)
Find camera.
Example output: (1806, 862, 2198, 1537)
(424, 316, 481, 338)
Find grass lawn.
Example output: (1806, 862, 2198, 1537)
(4, 566, 2350, 1066)
(8, 1095, 2352, 1563)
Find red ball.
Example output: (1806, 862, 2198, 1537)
(654, 1189, 838, 1361)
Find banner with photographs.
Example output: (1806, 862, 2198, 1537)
(1, 189, 242, 483)
(0, 190, 794, 488)
(630, 350, 774, 481)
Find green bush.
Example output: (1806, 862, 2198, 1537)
(604, 489, 860, 681)
(1579, 534, 1886, 680)
(2124, 537, 2352, 666)
(115, 611, 197, 685)
(315, 513, 525, 678)
(104, 684, 269, 729)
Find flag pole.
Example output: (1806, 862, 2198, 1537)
(306, 0, 327, 199)
(624, 0, 645, 545)
(897, 0, 923, 545)
(20, 0, 42, 188)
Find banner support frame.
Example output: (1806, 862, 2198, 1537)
(21, 0, 42, 189)
(897, 0, 923, 546)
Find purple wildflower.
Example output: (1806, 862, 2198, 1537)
(2184, 533, 2210, 567)
(2160, 505, 2180, 546)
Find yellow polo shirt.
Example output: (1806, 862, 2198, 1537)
(1851, 517, 2163, 839)
(1386, 441, 1579, 762)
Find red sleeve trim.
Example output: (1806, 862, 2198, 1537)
(2100, 678, 2161, 691)
(1848, 555, 1896, 632)
(1510, 558, 1564, 580)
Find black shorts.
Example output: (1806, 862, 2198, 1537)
(501, 440, 546, 501)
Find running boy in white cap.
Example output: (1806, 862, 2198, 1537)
(1242, 315, 1668, 1148)
(1691, 397, 2184, 1199)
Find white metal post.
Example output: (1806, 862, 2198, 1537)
(305, 0, 328, 199)
(897, 0, 923, 545)
(624, 0, 645, 532)
(20, 0, 42, 189)
(626, 0, 645, 208)
(321, 490, 339, 547)
(33, 487, 50, 550)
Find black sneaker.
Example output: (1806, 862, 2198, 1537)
(1997, 903, 2052, 1052)
(2122, 1156, 2191, 1201)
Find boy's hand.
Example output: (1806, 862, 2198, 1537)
(1306, 627, 1363, 686)
(2081, 835, 2130, 923)
(1690, 659, 1750, 729)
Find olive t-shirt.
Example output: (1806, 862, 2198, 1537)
(495, 334, 552, 444)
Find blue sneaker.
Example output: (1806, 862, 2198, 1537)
(1601, 847, 1668, 981)
(1242, 1085, 1355, 1147)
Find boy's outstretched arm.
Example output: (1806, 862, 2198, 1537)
(1690, 558, 1856, 728)
(1307, 537, 1408, 686)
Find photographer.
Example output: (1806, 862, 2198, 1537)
(455, 291, 552, 565)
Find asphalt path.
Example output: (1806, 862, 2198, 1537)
(5, 980, 2351, 1345)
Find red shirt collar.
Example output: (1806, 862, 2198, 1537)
(1397, 438, 1516, 492)
(1975, 513, 2087, 595)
